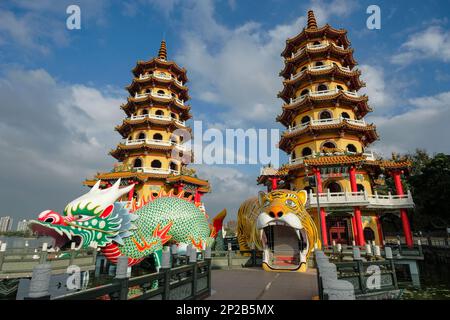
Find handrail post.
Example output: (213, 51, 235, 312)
(0, 243, 7, 272)
(114, 256, 130, 300)
(205, 246, 212, 297)
(161, 249, 171, 300)
(25, 264, 52, 300)
(39, 243, 48, 264)
(227, 243, 232, 269)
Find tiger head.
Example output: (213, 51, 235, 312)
(255, 189, 321, 267)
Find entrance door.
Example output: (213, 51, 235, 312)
(327, 216, 350, 245)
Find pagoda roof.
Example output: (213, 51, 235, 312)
(278, 122, 378, 153)
(280, 44, 357, 79)
(115, 118, 192, 139)
(84, 172, 210, 191)
(132, 58, 188, 83)
(276, 92, 371, 127)
(279, 67, 365, 101)
(281, 23, 351, 59)
(121, 95, 192, 119)
(256, 155, 412, 185)
(126, 76, 190, 101)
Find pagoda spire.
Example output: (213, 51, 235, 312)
(307, 10, 318, 29)
(158, 39, 167, 60)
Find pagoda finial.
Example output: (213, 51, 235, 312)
(307, 10, 318, 29)
(158, 40, 167, 60)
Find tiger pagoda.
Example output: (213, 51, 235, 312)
(258, 10, 415, 248)
(84, 41, 210, 205)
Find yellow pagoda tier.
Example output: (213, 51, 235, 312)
(84, 41, 210, 203)
(258, 10, 415, 248)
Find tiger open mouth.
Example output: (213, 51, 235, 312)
(256, 212, 309, 266)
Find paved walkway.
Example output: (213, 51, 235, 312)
(207, 267, 318, 300)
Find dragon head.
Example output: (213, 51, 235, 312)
(30, 179, 137, 251)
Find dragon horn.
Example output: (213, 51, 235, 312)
(111, 178, 121, 190)
(177, 191, 185, 198)
(167, 189, 174, 197)
(89, 180, 102, 193)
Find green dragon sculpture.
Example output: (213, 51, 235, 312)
(29, 179, 226, 266)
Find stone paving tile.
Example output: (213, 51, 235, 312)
(207, 267, 318, 300)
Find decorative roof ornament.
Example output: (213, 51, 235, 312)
(158, 40, 167, 60)
(307, 10, 318, 30)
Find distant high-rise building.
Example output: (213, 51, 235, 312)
(17, 219, 29, 232)
(0, 216, 13, 232)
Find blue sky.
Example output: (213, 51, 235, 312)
(1, 0, 450, 226)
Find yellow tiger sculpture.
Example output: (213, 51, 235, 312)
(237, 189, 321, 272)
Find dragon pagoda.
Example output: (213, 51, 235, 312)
(84, 41, 210, 205)
(258, 10, 415, 248)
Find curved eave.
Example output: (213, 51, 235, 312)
(276, 93, 371, 127)
(121, 96, 192, 118)
(279, 68, 365, 100)
(126, 77, 190, 100)
(280, 46, 357, 79)
(281, 25, 350, 58)
(132, 58, 188, 82)
(110, 143, 191, 161)
(115, 119, 192, 138)
(166, 175, 210, 188)
(278, 123, 378, 153)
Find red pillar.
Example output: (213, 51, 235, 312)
(349, 166, 365, 246)
(177, 183, 184, 194)
(268, 177, 280, 191)
(392, 170, 413, 248)
(127, 181, 135, 202)
(351, 215, 358, 243)
(314, 168, 328, 246)
(194, 189, 200, 203)
(376, 215, 384, 246)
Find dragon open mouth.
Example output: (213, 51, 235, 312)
(29, 221, 83, 251)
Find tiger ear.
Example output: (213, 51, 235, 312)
(297, 190, 308, 206)
(258, 191, 267, 207)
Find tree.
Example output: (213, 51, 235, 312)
(409, 153, 450, 230)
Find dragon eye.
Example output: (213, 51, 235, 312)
(285, 199, 295, 207)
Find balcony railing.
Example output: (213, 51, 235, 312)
(289, 88, 360, 105)
(130, 114, 186, 127)
(290, 64, 352, 80)
(287, 117, 366, 133)
(134, 92, 185, 106)
(288, 150, 376, 165)
(306, 190, 414, 209)
(139, 73, 184, 87)
(133, 167, 180, 175)
(124, 139, 187, 151)
(291, 41, 346, 59)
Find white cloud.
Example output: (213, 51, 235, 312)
(0, 68, 123, 218)
(359, 64, 395, 111)
(370, 91, 450, 156)
(391, 26, 450, 65)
